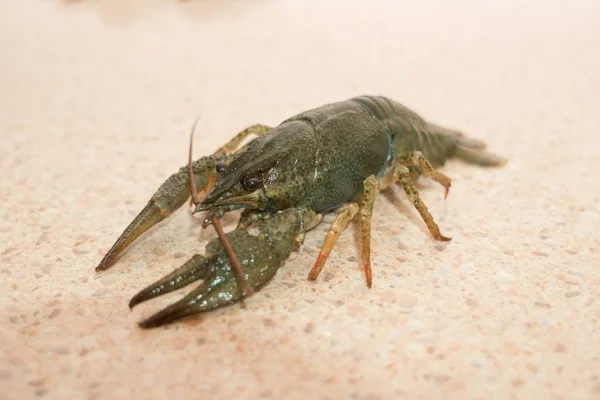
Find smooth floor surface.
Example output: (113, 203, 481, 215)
(1, 1, 599, 399)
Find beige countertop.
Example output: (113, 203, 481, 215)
(1, 0, 599, 399)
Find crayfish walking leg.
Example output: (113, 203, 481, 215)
(307, 154, 453, 287)
(307, 175, 380, 288)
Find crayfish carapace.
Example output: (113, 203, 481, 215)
(95, 96, 505, 328)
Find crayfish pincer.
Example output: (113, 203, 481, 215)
(96, 96, 505, 328)
(129, 209, 310, 328)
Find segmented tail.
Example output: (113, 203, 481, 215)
(427, 122, 506, 167)
(351, 96, 506, 169)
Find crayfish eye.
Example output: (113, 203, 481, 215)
(215, 163, 228, 173)
(242, 174, 262, 191)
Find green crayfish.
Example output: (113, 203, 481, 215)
(96, 96, 505, 328)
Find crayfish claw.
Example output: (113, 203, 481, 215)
(138, 280, 230, 329)
(95, 200, 168, 271)
(134, 209, 305, 328)
(95, 154, 231, 271)
(128, 254, 210, 309)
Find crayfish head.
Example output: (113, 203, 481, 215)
(197, 120, 316, 214)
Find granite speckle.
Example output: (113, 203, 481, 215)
(494, 270, 515, 285)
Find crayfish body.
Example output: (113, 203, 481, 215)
(96, 96, 505, 327)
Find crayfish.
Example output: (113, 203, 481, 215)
(96, 96, 505, 328)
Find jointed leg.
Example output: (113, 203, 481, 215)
(397, 152, 452, 198)
(360, 176, 380, 288)
(393, 164, 451, 241)
(214, 124, 272, 154)
(308, 175, 380, 287)
(308, 203, 359, 281)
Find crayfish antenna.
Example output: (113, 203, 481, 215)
(187, 119, 254, 298)
(212, 216, 255, 297)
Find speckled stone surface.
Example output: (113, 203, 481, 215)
(2, 1, 600, 399)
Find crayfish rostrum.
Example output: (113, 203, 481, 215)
(96, 96, 505, 328)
